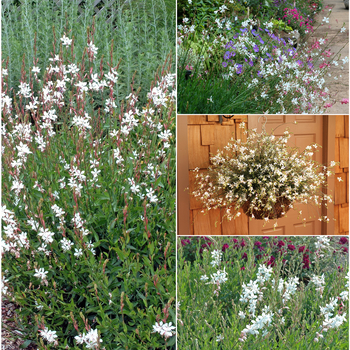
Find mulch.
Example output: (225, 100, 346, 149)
(1, 299, 37, 350)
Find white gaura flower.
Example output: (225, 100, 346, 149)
(74, 248, 83, 258)
(238, 311, 246, 319)
(38, 227, 55, 244)
(34, 267, 48, 280)
(216, 334, 224, 342)
(39, 327, 57, 343)
(16, 141, 32, 157)
(60, 34, 72, 47)
(152, 321, 176, 339)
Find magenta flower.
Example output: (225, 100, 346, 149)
(339, 237, 348, 244)
(222, 243, 229, 252)
(341, 98, 349, 104)
(288, 244, 296, 251)
(277, 240, 285, 248)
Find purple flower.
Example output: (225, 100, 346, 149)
(277, 240, 285, 248)
(224, 51, 232, 60)
(258, 37, 265, 44)
(236, 64, 243, 74)
(267, 256, 276, 267)
(339, 237, 348, 244)
(181, 239, 191, 246)
(249, 60, 254, 67)
(222, 243, 229, 252)
(298, 245, 306, 253)
(251, 29, 258, 36)
(222, 61, 228, 68)
(253, 44, 259, 53)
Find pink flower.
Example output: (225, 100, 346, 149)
(324, 103, 333, 108)
(341, 98, 349, 104)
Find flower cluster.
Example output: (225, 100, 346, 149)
(2, 30, 175, 348)
(283, 7, 314, 35)
(152, 321, 176, 339)
(178, 2, 348, 113)
(193, 124, 336, 224)
(75, 329, 103, 349)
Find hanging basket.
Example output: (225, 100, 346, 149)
(242, 197, 291, 220)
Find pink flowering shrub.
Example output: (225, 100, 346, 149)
(1, 29, 176, 349)
(283, 7, 314, 36)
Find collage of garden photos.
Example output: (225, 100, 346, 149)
(1, 0, 349, 349)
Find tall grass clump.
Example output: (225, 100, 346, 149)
(178, 236, 349, 349)
(2, 0, 175, 107)
(1, 25, 176, 349)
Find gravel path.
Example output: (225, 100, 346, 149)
(312, 0, 349, 113)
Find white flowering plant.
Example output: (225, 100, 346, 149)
(177, 236, 349, 349)
(192, 123, 336, 224)
(178, 3, 349, 114)
(1, 28, 176, 349)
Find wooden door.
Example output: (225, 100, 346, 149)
(248, 115, 327, 234)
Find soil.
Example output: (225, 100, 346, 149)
(1, 299, 37, 350)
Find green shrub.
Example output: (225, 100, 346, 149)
(178, 236, 349, 349)
(2, 27, 176, 349)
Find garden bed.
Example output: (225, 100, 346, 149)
(177, 0, 349, 114)
(178, 236, 349, 349)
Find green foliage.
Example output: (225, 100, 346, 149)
(2, 22, 176, 349)
(1, 0, 175, 106)
(178, 236, 349, 349)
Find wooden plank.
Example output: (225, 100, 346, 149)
(222, 215, 236, 235)
(221, 116, 235, 125)
(335, 115, 345, 137)
(339, 203, 349, 233)
(209, 125, 236, 156)
(188, 125, 210, 169)
(293, 221, 315, 235)
(335, 173, 347, 205)
(207, 115, 219, 122)
(261, 226, 285, 235)
(339, 138, 349, 168)
(334, 137, 341, 173)
(193, 209, 221, 235)
(345, 116, 349, 138)
(190, 211, 194, 235)
(347, 172, 349, 204)
(188, 170, 206, 210)
(235, 209, 249, 234)
(201, 125, 215, 145)
(334, 204, 340, 234)
(187, 115, 209, 124)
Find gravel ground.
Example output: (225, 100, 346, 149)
(312, 0, 349, 113)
